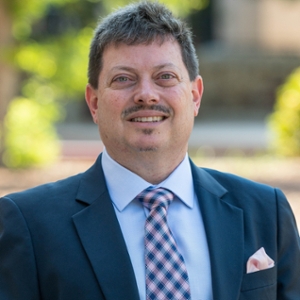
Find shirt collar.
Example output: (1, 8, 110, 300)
(101, 148, 194, 211)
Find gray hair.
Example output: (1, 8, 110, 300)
(88, 1, 199, 88)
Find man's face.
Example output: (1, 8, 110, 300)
(86, 39, 203, 162)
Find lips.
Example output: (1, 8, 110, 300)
(131, 116, 165, 122)
(123, 105, 171, 122)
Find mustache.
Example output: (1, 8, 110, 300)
(122, 105, 171, 118)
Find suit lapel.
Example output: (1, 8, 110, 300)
(190, 161, 244, 300)
(72, 155, 140, 300)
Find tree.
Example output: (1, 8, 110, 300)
(0, 0, 19, 165)
(268, 67, 300, 156)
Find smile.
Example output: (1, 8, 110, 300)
(131, 116, 165, 122)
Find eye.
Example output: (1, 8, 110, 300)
(110, 74, 136, 89)
(114, 76, 129, 82)
(156, 72, 179, 87)
(160, 73, 174, 80)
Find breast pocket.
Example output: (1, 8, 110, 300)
(239, 266, 276, 300)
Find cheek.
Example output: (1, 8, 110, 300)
(97, 97, 126, 131)
(175, 90, 196, 115)
(102, 90, 126, 109)
(98, 92, 120, 115)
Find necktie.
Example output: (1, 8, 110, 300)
(137, 187, 191, 300)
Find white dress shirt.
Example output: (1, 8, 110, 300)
(102, 149, 213, 300)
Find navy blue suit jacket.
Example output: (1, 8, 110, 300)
(0, 154, 299, 299)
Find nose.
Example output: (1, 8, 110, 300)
(133, 78, 159, 105)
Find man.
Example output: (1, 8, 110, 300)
(0, 1, 299, 299)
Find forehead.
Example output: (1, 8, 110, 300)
(100, 39, 185, 72)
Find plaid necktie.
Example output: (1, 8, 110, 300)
(137, 187, 191, 300)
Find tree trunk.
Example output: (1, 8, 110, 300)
(0, 0, 19, 165)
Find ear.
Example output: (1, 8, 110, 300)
(191, 75, 204, 117)
(85, 84, 99, 124)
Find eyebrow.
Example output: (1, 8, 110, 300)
(110, 63, 179, 73)
(110, 66, 135, 73)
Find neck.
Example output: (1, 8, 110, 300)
(106, 148, 187, 185)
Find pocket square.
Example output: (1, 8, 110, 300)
(246, 247, 275, 274)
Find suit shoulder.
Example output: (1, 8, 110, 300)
(200, 167, 277, 197)
(196, 167, 287, 217)
(3, 173, 83, 205)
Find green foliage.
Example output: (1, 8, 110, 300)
(268, 67, 300, 156)
(4, 31, 92, 167)
(8, 0, 58, 40)
(3, 97, 61, 168)
(103, 0, 209, 15)
(2, 0, 96, 167)
(15, 27, 93, 98)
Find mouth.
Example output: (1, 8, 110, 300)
(123, 105, 171, 123)
(130, 116, 166, 122)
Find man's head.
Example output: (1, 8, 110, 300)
(88, 1, 199, 88)
(85, 1, 203, 183)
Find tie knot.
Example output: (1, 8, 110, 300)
(137, 187, 174, 211)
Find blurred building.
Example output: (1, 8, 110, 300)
(215, 0, 300, 53)
(191, 0, 300, 119)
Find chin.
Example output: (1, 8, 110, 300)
(137, 146, 158, 152)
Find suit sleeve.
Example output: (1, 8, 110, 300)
(0, 196, 40, 300)
(275, 188, 300, 299)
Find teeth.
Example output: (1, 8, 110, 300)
(132, 116, 164, 122)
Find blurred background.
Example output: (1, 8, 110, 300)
(0, 0, 300, 225)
